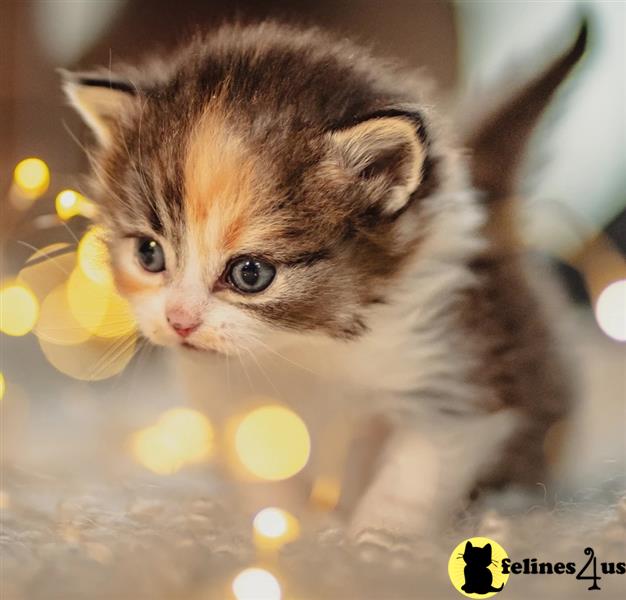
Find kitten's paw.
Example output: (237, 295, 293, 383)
(351, 527, 414, 568)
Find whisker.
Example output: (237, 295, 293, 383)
(88, 334, 136, 380)
(225, 351, 232, 397)
(251, 336, 319, 376)
(243, 345, 279, 396)
(235, 348, 253, 391)
(61, 119, 91, 156)
(17, 240, 75, 273)
(58, 219, 81, 245)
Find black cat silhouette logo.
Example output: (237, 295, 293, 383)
(448, 537, 510, 598)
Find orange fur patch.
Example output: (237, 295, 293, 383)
(184, 106, 259, 256)
(114, 269, 159, 296)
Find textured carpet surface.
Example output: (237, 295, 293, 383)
(2, 467, 626, 599)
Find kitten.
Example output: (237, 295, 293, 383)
(63, 21, 586, 541)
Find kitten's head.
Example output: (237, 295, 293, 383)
(64, 24, 443, 355)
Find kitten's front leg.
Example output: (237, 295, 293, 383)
(349, 408, 517, 547)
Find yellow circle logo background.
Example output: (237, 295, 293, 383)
(448, 536, 510, 598)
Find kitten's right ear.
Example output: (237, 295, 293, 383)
(465, 541, 473, 551)
(61, 70, 137, 147)
(326, 112, 426, 215)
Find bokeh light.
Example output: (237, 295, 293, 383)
(55, 189, 79, 220)
(232, 568, 281, 600)
(13, 157, 50, 198)
(234, 405, 311, 481)
(253, 507, 300, 551)
(132, 408, 214, 475)
(594, 279, 626, 342)
(55, 189, 96, 220)
(254, 507, 288, 538)
(310, 476, 342, 511)
(66, 267, 111, 331)
(35, 283, 91, 346)
(38, 332, 137, 381)
(66, 267, 135, 338)
(0, 372, 5, 402)
(78, 227, 113, 285)
(18, 244, 76, 301)
(0, 283, 39, 336)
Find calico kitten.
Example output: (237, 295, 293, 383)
(63, 21, 586, 541)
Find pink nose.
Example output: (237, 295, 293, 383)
(166, 308, 202, 338)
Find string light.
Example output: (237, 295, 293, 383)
(55, 189, 96, 221)
(232, 568, 281, 600)
(132, 408, 214, 475)
(253, 507, 300, 551)
(594, 279, 626, 342)
(0, 283, 39, 336)
(13, 157, 50, 198)
(55, 190, 80, 220)
(234, 405, 311, 481)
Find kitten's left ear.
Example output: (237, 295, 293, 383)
(61, 70, 138, 147)
(327, 113, 426, 214)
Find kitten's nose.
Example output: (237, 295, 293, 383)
(166, 308, 201, 338)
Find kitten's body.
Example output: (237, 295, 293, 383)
(64, 21, 585, 539)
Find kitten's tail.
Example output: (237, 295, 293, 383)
(490, 583, 505, 592)
(462, 18, 588, 241)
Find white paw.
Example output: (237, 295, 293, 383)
(351, 527, 415, 568)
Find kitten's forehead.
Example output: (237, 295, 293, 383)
(183, 106, 258, 263)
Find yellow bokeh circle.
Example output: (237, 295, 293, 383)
(0, 284, 39, 336)
(232, 568, 281, 600)
(13, 157, 50, 198)
(78, 227, 113, 285)
(234, 405, 311, 481)
(448, 537, 510, 598)
(132, 408, 214, 475)
(38, 333, 137, 381)
(253, 507, 300, 552)
(55, 190, 81, 220)
(35, 283, 91, 346)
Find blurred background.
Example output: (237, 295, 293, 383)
(0, 1, 624, 599)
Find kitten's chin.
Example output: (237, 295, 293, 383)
(179, 340, 223, 356)
(181, 341, 212, 353)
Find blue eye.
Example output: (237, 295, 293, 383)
(136, 238, 165, 273)
(227, 256, 276, 293)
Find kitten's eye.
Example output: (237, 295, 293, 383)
(227, 256, 276, 293)
(136, 238, 165, 273)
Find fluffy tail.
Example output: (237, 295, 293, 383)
(463, 19, 588, 240)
